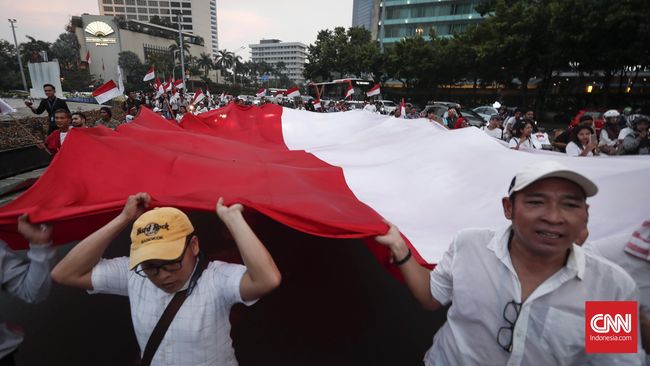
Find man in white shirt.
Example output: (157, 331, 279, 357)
(51, 193, 281, 366)
(0, 215, 56, 364)
(363, 101, 377, 113)
(481, 115, 504, 139)
(375, 160, 644, 365)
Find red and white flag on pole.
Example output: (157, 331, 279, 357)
(345, 84, 354, 99)
(256, 88, 266, 98)
(173, 79, 184, 90)
(313, 98, 321, 110)
(285, 87, 300, 98)
(85, 50, 91, 64)
(143, 67, 155, 82)
(219, 91, 226, 102)
(192, 89, 205, 105)
(0, 98, 17, 115)
(398, 98, 406, 118)
(164, 76, 173, 92)
(92, 80, 122, 105)
(154, 77, 165, 98)
(366, 84, 381, 97)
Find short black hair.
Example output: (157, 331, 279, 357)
(579, 114, 593, 123)
(99, 106, 112, 117)
(571, 125, 594, 148)
(43, 83, 55, 90)
(71, 112, 87, 120)
(54, 109, 71, 118)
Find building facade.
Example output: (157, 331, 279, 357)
(97, 0, 219, 57)
(377, 0, 486, 46)
(352, 0, 375, 31)
(249, 39, 307, 84)
(72, 14, 207, 84)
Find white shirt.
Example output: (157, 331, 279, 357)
(565, 141, 593, 157)
(508, 137, 535, 150)
(425, 226, 644, 366)
(599, 129, 618, 147)
(619, 127, 634, 141)
(60, 129, 70, 144)
(90, 257, 256, 366)
(0, 241, 56, 358)
(481, 126, 503, 139)
(363, 104, 377, 113)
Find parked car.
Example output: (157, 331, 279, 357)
(426, 100, 461, 109)
(424, 104, 486, 127)
(473, 105, 499, 121)
(375, 100, 398, 114)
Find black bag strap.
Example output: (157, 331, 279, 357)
(139, 255, 209, 366)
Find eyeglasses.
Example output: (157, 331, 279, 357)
(135, 235, 193, 278)
(497, 300, 522, 353)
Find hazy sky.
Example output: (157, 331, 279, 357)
(0, 1, 352, 60)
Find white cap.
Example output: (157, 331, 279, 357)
(603, 109, 620, 118)
(153, 107, 162, 112)
(508, 160, 598, 197)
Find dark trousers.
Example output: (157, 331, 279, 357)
(0, 351, 16, 366)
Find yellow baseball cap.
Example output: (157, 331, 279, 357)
(128, 207, 194, 269)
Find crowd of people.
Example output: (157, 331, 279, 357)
(0, 83, 647, 365)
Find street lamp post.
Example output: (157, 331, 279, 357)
(8, 19, 28, 92)
(176, 13, 186, 90)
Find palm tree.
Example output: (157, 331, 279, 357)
(168, 39, 191, 62)
(214, 49, 234, 82)
(197, 52, 213, 78)
(232, 55, 243, 85)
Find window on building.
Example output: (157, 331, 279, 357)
(104, 6, 114, 11)
(182, 10, 191, 15)
(148, 0, 158, 5)
(159, 1, 169, 5)
(171, 2, 180, 7)
(139, 15, 149, 21)
(183, 25, 193, 30)
(114, 6, 124, 12)
(136, 0, 146, 5)
(451, 3, 472, 15)
(114, 0, 124, 3)
(127, 14, 137, 19)
(137, 7, 147, 13)
(125, 0, 135, 4)
(126, 6, 136, 12)
(103, 0, 112, 4)
(149, 8, 158, 13)
(183, 17, 192, 22)
(160, 8, 169, 14)
(181, 2, 191, 7)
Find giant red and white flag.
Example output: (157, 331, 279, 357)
(143, 67, 155, 82)
(85, 50, 92, 64)
(92, 80, 121, 105)
(192, 88, 205, 105)
(256, 88, 266, 98)
(0, 106, 648, 269)
(345, 84, 354, 99)
(366, 84, 380, 97)
(285, 87, 300, 98)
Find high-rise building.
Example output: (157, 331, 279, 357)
(97, 0, 219, 57)
(376, 0, 486, 47)
(352, 0, 374, 30)
(249, 39, 307, 84)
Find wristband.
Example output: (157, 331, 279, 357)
(394, 248, 411, 266)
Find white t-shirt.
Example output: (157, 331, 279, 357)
(481, 126, 503, 139)
(60, 130, 69, 144)
(90, 258, 256, 366)
(531, 132, 550, 150)
(363, 104, 377, 113)
(508, 137, 535, 150)
(565, 141, 593, 156)
(619, 127, 634, 141)
(425, 226, 644, 366)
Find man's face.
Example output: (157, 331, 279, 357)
(71, 114, 85, 127)
(55, 112, 71, 130)
(524, 111, 534, 120)
(44, 86, 55, 98)
(100, 110, 109, 119)
(637, 121, 649, 134)
(489, 118, 499, 127)
(502, 178, 588, 258)
(448, 109, 456, 117)
(143, 237, 200, 293)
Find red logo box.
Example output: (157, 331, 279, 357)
(585, 301, 637, 353)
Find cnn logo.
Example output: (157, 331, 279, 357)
(590, 313, 632, 334)
(585, 301, 637, 353)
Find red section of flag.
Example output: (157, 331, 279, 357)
(143, 67, 155, 81)
(285, 87, 300, 98)
(192, 88, 205, 104)
(0, 105, 386, 249)
(345, 84, 354, 99)
(91, 80, 118, 97)
(367, 84, 380, 97)
(85, 50, 91, 64)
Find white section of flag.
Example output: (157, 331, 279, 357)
(313, 99, 321, 110)
(256, 89, 266, 98)
(193, 89, 205, 104)
(92, 80, 122, 105)
(143, 67, 155, 82)
(345, 84, 354, 98)
(279, 108, 650, 263)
